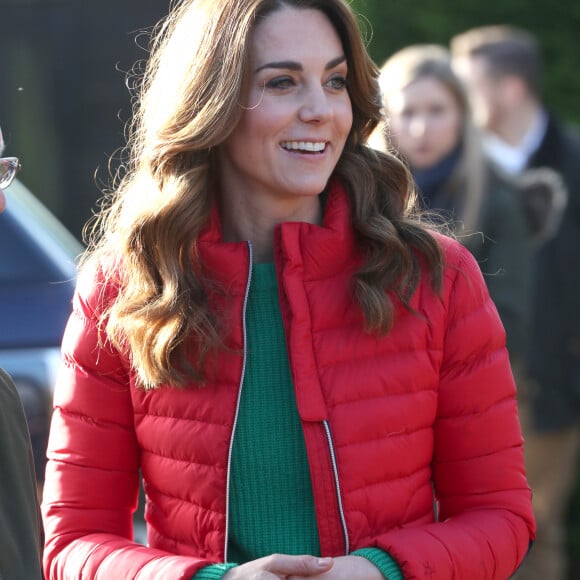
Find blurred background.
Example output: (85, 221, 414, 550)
(1, 0, 578, 573)
(0, 0, 168, 239)
(1, 0, 578, 241)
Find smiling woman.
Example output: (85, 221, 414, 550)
(41, 1, 535, 579)
(218, 7, 353, 262)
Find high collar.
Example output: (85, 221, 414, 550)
(483, 108, 548, 176)
(198, 179, 358, 293)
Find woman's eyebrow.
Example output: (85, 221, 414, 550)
(255, 55, 346, 74)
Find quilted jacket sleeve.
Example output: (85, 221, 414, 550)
(41, 265, 210, 579)
(375, 241, 536, 579)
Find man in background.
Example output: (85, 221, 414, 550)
(0, 128, 43, 579)
(451, 25, 580, 580)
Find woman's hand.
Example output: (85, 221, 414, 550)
(288, 555, 383, 580)
(222, 554, 334, 579)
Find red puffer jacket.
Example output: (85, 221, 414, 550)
(42, 181, 535, 579)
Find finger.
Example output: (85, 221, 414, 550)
(265, 554, 333, 576)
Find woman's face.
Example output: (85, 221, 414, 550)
(218, 6, 353, 207)
(387, 76, 463, 170)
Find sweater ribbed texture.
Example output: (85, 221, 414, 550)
(227, 262, 320, 561)
(194, 263, 402, 580)
(354, 547, 404, 580)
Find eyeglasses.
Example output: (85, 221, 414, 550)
(0, 157, 21, 189)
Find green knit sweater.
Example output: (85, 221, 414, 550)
(194, 263, 403, 579)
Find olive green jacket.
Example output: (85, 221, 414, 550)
(0, 368, 43, 579)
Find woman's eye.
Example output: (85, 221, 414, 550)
(265, 77, 295, 90)
(429, 105, 447, 117)
(328, 75, 348, 90)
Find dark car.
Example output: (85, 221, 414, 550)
(0, 179, 84, 483)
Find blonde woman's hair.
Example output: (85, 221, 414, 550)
(83, 0, 444, 389)
(370, 44, 487, 234)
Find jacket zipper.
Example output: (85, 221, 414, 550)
(222, 245, 349, 558)
(323, 420, 350, 555)
(223, 241, 253, 561)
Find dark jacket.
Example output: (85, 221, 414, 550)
(462, 165, 532, 361)
(526, 115, 580, 430)
(0, 368, 43, 579)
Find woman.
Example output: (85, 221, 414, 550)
(41, 1, 535, 579)
(370, 44, 532, 363)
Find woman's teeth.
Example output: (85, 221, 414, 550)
(281, 141, 326, 152)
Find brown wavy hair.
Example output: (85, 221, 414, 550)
(83, 0, 444, 389)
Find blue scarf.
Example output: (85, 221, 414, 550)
(411, 146, 461, 212)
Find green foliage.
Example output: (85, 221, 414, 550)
(350, 0, 580, 123)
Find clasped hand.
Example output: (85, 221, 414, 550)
(222, 554, 383, 579)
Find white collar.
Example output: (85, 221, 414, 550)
(483, 109, 548, 175)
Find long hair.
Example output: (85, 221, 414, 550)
(370, 44, 487, 234)
(83, 0, 443, 389)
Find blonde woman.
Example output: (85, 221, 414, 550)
(42, 3, 535, 579)
(371, 44, 532, 364)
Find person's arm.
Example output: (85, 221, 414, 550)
(0, 368, 43, 580)
(41, 265, 212, 579)
(352, 548, 402, 579)
(371, 242, 536, 578)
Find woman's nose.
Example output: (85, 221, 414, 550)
(298, 85, 333, 123)
(408, 115, 428, 137)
